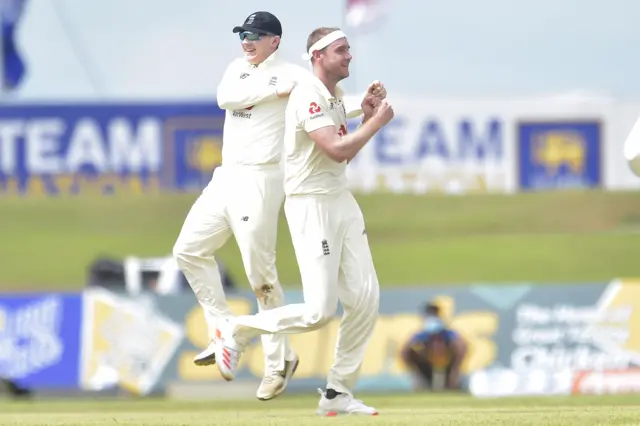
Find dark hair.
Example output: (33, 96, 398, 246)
(306, 27, 341, 63)
(424, 302, 440, 316)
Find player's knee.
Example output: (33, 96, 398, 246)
(172, 241, 183, 259)
(403, 346, 423, 366)
(366, 304, 380, 324)
(173, 239, 210, 267)
(172, 240, 188, 263)
(304, 305, 336, 329)
(360, 286, 380, 319)
(305, 312, 332, 329)
(368, 293, 380, 318)
(253, 282, 284, 309)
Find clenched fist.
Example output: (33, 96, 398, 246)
(374, 100, 394, 125)
(367, 80, 387, 100)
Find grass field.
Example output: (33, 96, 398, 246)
(1, 190, 640, 290)
(2, 394, 640, 425)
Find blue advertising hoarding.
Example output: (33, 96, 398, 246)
(0, 293, 82, 389)
(0, 102, 224, 195)
(517, 120, 602, 190)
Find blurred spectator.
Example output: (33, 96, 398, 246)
(401, 302, 467, 391)
(0, 378, 32, 399)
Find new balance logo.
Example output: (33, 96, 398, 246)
(321, 239, 330, 256)
(362, 229, 367, 235)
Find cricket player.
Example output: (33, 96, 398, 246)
(214, 27, 393, 416)
(173, 11, 310, 401)
(401, 303, 467, 391)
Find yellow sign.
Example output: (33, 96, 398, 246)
(188, 136, 223, 174)
(590, 279, 640, 361)
(177, 294, 498, 381)
(81, 288, 183, 395)
(533, 131, 586, 175)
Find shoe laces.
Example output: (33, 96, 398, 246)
(263, 370, 285, 385)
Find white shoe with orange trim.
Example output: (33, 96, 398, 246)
(214, 318, 245, 381)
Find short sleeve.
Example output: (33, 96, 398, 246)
(408, 331, 429, 346)
(294, 86, 336, 134)
(445, 329, 461, 342)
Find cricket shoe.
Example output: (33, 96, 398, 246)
(256, 353, 300, 401)
(193, 339, 217, 366)
(215, 319, 245, 381)
(316, 388, 379, 416)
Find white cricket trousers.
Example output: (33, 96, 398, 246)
(234, 190, 381, 395)
(173, 164, 294, 372)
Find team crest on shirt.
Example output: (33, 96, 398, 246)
(328, 100, 346, 116)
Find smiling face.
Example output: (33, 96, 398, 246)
(238, 31, 280, 65)
(314, 37, 352, 81)
(307, 28, 352, 84)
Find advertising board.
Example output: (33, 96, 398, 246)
(0, 293, 82, 389)
(2, 279, 639, 396)
(0, 102, 224, 196)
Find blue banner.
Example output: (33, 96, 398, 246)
(0, 102, 225, 195)
(1, 0, 28, 91)
(343, 99, 509, 194)
(517, 120, 602, 190)
(0, 293, 82, 389)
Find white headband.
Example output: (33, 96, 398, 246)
(301, 30, 347, 61)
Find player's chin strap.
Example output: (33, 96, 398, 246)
(301, 30, 348, 63)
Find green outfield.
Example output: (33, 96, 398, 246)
(1, 393, 640, 425)
(1, 190, 639, 290)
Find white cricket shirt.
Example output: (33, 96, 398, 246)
(217, 52, 311, 167)
(283, 76, 349, 196)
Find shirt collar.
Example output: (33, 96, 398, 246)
(310, 75, 344, 101)
(246, 50, 279, 69)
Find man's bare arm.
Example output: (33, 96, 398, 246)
(307, 100, 394, 163)
(400, 340, 417, 367)
(447, 338, 467, 388)
(307, 118, 381, 163)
